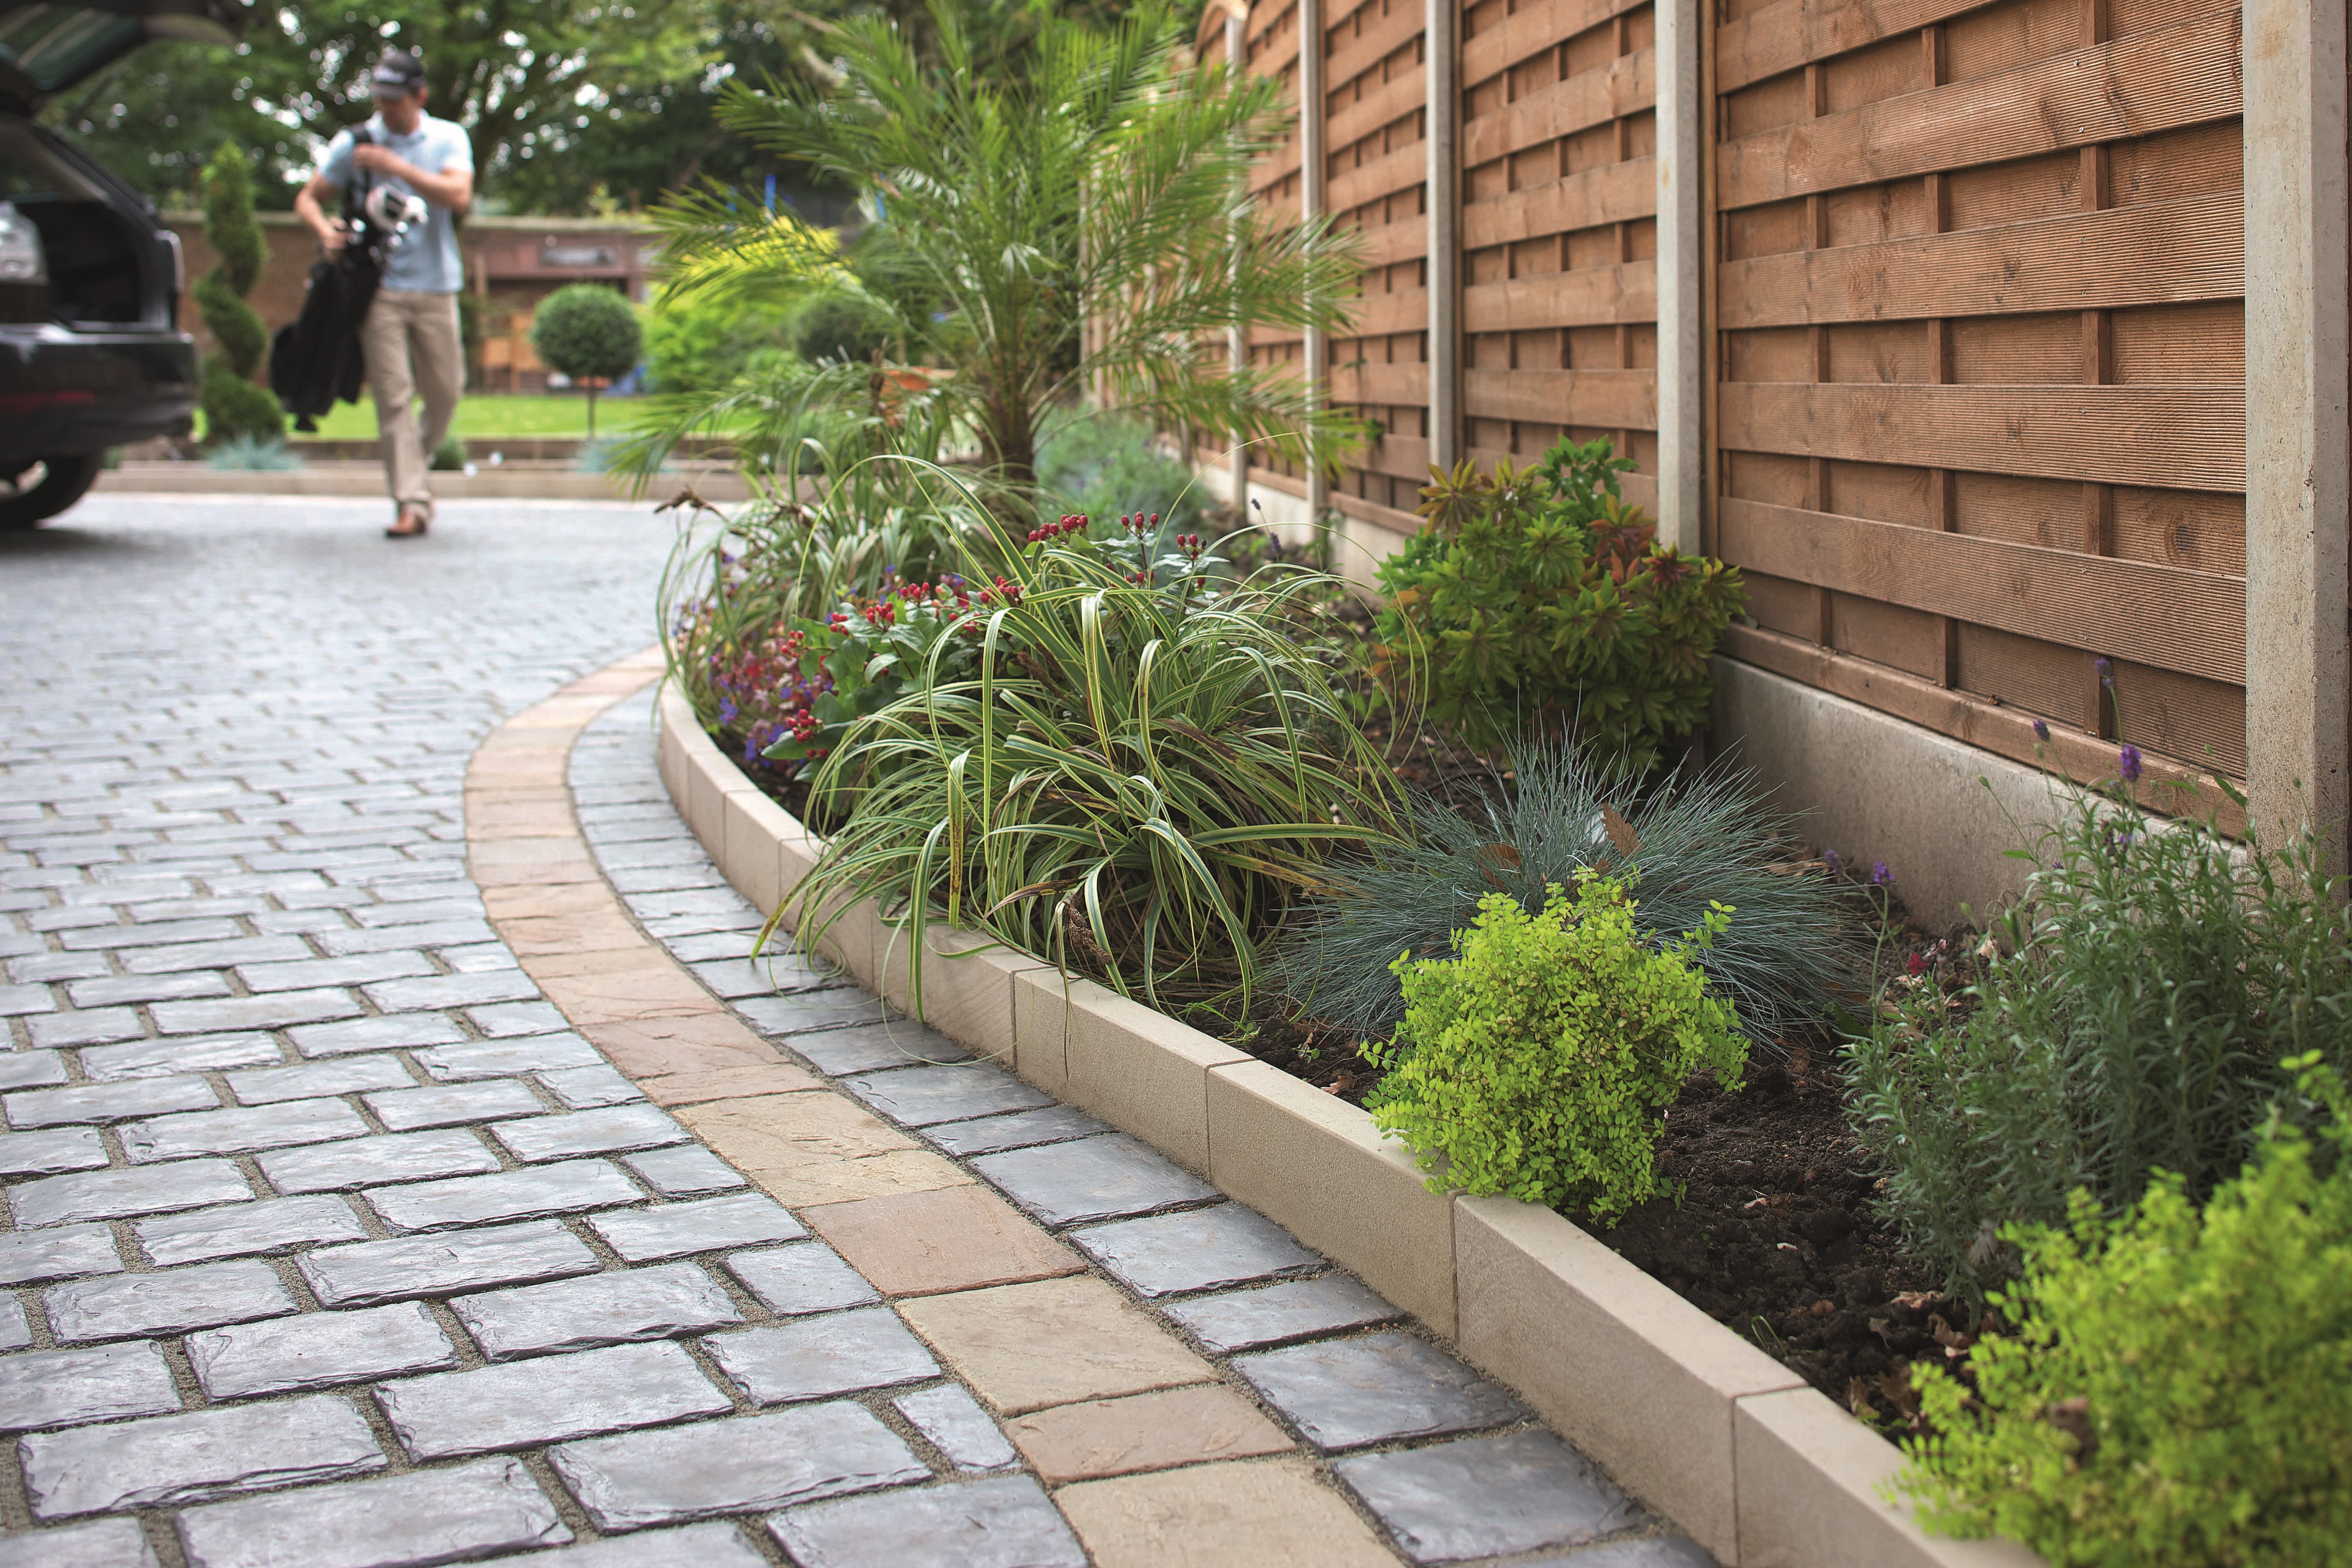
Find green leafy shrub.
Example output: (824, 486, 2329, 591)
(1036, 411, 1208, 538)
(193, 142, 284, 446)
(779, 502, 1402, 1018)
(202, 433, 299, 472)
(1269, 737, 1860, 1055)
(644, 282, 800, 395)
(530, 284, 643, 436)
(1363, 875, 1746, 1220)
(1895, 1056, 2352, 1567)
(792, 286, 896, 365)
(1847, 768, 2352, 1292)
(1373, 437, 1744, 771)
(430, 433, 467, 472)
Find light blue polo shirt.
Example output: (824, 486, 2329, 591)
(317, 112, 472, 294)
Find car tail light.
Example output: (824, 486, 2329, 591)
(0, 390, 95, 413)
(0, 203, 46, 285)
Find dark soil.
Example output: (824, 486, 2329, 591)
(1217, 893, 1995, 1434)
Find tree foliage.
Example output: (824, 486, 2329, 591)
(631, 0, 1367, 486)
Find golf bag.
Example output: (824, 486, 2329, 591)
(268, 131, 412, 431)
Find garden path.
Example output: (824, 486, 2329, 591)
(0, 495, 1711, 1567)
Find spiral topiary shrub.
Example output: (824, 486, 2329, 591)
(194, 142, 284, 445)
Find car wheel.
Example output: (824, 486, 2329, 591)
(0, 454, 103, 530)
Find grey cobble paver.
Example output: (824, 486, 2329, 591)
(228, 1055, 418, 1104)
(0, 1049, 66, 1088)
(80, 1032, 281, 1080)
(21, 1395, 387, 1518)
(724, 1243, 881, 1317)
(0, 1341, 181, 1431)
(1163, 1275, 1406, 1353)
(299, 1220, 602, 1307)
(0, 1127, 108, 1176)
(139, 1195, 369, 1265)
(970, 1132, 1222, 1226)
(377, 1340, 736, 1459)
(188, 1299, 460, 1399)
(1070, 1202, 1324, 1297)
(841, 1063, 1056, 1127)
(44, 1259, 297, 1342)
(413, 1034, 605, 1081)
(119, 1098, 371, 1161)
(704, 1308, 940, 1405)
(540, 1063, 646, 1108)
(12, 1158, 253, 1227)
(1235, 1331, 1533, 1452)
(27, 1007, 147, 1047)
(174, 1456, 573, 1568)
(548, 1404, 930, 1531)
(291, 1011, 466, 1056)
(151, 987, 363, 1035)
(0, 1223, 122, 1284)
(1336, 1431, 1651, 1563)
(6, 1075, 218, 1127)
(365, 1077, 549, 1130)
(365, 1158, 642, 1232)
(258, 1128, 500, 1192)
(0, 1297, 29, 1351)
(0, 1517, 158, 1568)
(587, 1192, 807, 1261)
(490, 1104, 688, 1163)
(769, 1474, 1088, 1568)
(452, 1261, 743, 1360)
(622, 1144, 746, 1197)
(892, 1383, 1022, 1472)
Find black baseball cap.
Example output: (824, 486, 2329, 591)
(370, 48, 425, 96)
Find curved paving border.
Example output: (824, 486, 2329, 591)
(461, 653, 1718, 1566)
(654, 682, 2048, 1568)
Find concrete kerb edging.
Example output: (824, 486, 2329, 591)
(653, 680, 2047, 1568)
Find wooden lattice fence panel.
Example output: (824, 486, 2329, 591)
(1461, 0, 1662, 515)
(1707, 0, 2249, 779)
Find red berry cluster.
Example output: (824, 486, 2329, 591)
(1027, 515, 1089, 545)
(974, 575, 1023, 607)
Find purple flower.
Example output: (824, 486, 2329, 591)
(1823, 850, 1844, 879)
(717, 698, 738, 725)
(1871, 861, 1894, 889)
(2118, 744, 2143, 783)
(2095, 656, 2113, 687)
(2032, 718, 2050, 743)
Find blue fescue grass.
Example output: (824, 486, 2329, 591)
(1266, 737, 1865, 1056)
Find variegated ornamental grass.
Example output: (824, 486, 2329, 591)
(784, 521, 1405, 1022)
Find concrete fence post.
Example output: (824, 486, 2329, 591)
(1426, 0, 1461, 472)
(1300, 0, 1329, 526)
(2243, 0, 2350, 857)
(1653, 0, 1705, 554)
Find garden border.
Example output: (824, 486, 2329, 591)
(654, 679, 2043, 1568)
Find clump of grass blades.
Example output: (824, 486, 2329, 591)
(785, 511, 1404, 1022)
(1846, 774, 2352, 1296)
(1266, 737, 1863, 1055)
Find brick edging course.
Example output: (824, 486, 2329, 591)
(652, 678, 2047, 1568)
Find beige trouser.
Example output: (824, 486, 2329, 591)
(361, 287, 464, 514)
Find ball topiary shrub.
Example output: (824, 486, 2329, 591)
(529, 282, 642, 436)
(194, 142, 284, 445)
(1362, 874, 1746, 1221)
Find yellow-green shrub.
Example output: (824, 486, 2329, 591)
(1362, 874, 1745, 1220)
(1897, 1056, 2352, 1567)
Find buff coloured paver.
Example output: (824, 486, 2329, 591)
(0, 502, 1710, 1565)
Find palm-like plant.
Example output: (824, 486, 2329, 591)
(624, 0, 1363, 488)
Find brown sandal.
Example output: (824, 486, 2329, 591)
(386, 506, 430, 538)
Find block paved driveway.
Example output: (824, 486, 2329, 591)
(0, 496, 1714, 1568)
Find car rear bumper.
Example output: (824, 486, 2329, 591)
(0, 323, 198, 459)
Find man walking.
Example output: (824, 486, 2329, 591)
(294, 49, 472, 538)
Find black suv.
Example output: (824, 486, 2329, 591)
(0, 0, 243, 528)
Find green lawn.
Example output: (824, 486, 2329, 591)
(286, 393, 605, 441)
